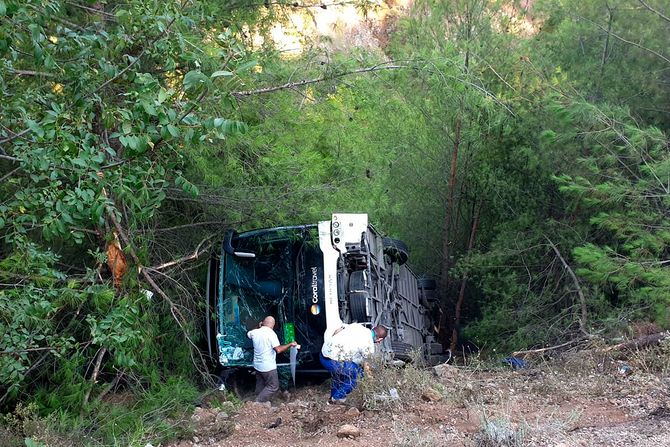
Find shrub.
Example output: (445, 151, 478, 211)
(350, 350, 444, 411)
(474, 413, 526, 447)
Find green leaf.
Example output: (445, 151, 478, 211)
(92, 202, 106, 223)
(25, 437, 46, 447)
(72, 158, 88, 168)
(141, 101, 157, 116)
(0, 1, 6, 17)
(235, 60, 258, 73)
(26, 120, 44, 138)
(158, 88, 172, 104)
(183, 70, 210, 90)
(122, 121, 132, 135)
(167, 124, 180, 138)
(190, 184, 199, 198)
(211, 70, 233, 79)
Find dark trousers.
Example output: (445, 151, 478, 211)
(254, 368, 279, 402)
(319, 353, 363, 400)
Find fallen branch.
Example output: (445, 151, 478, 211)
(0, 128, 31, 146)
(8, 69, 57, 78)
(94, 369, 125, 404)
(154, 221, 222, 232)
(601, 332, 669, 352)
(82, 346, 107, 408)
(512, 338, 585, 357)
(544, 235, 589, 335)
(149, 235, 215, 271)
(103, 197, 212, 382)
(0, 154, 22, 162)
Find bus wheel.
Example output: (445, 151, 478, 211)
(383, 238, 409, 265)
(349, 292, 369, 322)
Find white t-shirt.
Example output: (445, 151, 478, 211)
(247, 326, 280, 372)
(321, 323, 375, 364)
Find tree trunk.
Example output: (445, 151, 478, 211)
(598, 3, 614, 94)
(450, 201, 481, 353)
(437, 118, 462, 344)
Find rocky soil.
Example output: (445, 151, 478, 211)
(170, 356, 670, 447)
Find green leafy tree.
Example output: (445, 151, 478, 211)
(0, 0, 258, 420)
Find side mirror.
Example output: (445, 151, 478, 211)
(223, 229, 256, 259)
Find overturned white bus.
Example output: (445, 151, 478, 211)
(205, 214, 445, 375)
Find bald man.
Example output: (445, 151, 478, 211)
(247, 316, 298, 403)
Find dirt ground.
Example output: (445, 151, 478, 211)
(171, 357, 670, 447)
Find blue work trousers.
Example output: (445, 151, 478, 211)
(320, 353, 363, 400)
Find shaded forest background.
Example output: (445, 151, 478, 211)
(0, 0, 668, 444)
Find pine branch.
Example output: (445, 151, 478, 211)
(232, 63, 408, 97)
(638, 0, 670, 24)
(577, 14, 670, 66)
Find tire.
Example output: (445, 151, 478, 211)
(390, 341, 414, 361)
(349, 292, 369, 322)
(417, 277, 437, 290)
(348, 270, 367, 292)
(383, 237, 409, 265)
(430, 342, 443, 355)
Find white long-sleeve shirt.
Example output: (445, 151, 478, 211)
(321, 323, 374, 364)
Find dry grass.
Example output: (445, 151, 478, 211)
(628, 338, 670, 375)
(392, 421, 437, 447)
(474, 411, 526, 447)
(350, 350, 444, 411)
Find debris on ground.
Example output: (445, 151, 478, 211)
(175, 360, 670, 447)
(421, 387, 443, 402)
(336, 424, 361, 439)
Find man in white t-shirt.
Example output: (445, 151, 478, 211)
(320, 323, 388, 403)
(247, 316, 298, 403)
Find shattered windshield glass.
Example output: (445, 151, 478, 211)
(217, 227, 316, 366)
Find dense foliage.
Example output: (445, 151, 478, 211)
(1, 0, 669, 444)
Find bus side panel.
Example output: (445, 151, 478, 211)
(295, 241, 327, 365)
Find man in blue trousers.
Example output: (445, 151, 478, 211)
(320, 323, 388, 404)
